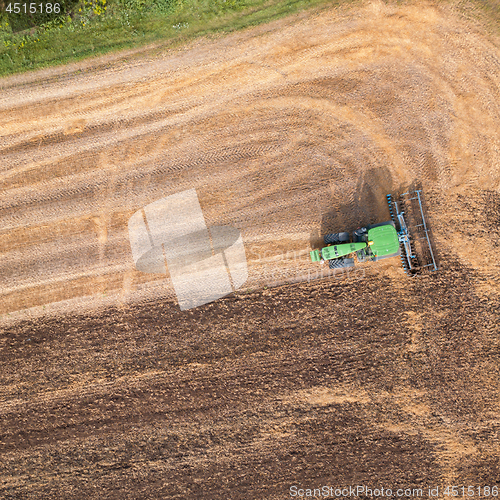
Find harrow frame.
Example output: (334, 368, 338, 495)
(387, 190, 438, 275)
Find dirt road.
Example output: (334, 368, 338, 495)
(1, 1, 500, 498)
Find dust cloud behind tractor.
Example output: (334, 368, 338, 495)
(128, 188, 248, 310)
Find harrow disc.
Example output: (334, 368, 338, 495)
(387, 190, 438, 275)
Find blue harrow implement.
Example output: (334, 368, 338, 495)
(386, 190, 438, 275)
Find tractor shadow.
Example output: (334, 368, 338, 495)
(311, 167, 396, 246)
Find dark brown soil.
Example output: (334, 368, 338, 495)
(1, 256, 499, 498)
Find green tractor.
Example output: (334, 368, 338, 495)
(310, 190, 438, 275)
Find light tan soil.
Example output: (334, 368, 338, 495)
(1, 0, 499, 321)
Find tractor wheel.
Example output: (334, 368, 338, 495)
(328, 258, 343, 269)
(324, 232, 350, 245)
(343, 257, 355, 268)
(329, 257, 355, 269)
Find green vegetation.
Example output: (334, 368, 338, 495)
(0, 0, 499, 78)
(454, 0, 500, 36)
(0, 0, 338, 76)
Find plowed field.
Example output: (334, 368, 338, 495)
(1, 1, 500, 498)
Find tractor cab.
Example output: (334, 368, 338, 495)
(310, 219, 401, 269)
